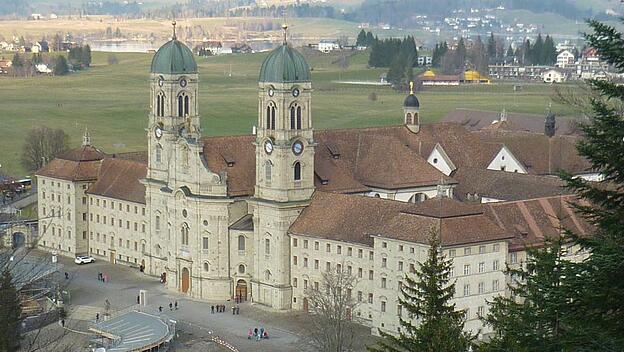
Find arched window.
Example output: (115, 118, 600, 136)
(178, 95, 184, 117)
(266, 102, 276, 130)
(155, 144, 162, 163)
(406, 112, 412, 124)
(155, 215, 161, 230)
(156, 92, 165, 117)
(181, 223, 189, 245)
(238, 235, 246, 251)
(265, 269, 272, 281)
(265, 160, 272, 183)
(297, 106, 302, 129)
(265, 238, 270, 254)
(290, 106, 296, 129)
(203, 262, 210, 272)
(238, 264, 245, 274)
(294, 162, 301, 181)
(184, 95, 190, 116)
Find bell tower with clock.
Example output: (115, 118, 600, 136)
(147, 21, 200, 181)
(251, 25, 316, 310)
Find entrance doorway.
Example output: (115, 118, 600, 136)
(235, 279, 248, 301)
(109, 251, 116, 264)
(181, 268, 190, 293)
(11, 232, 25, 248)
(303, 297, 309, 313)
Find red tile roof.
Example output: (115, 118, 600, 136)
(86, 158, 147, 204)
(290, 192, 512, 247)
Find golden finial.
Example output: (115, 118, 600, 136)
(409, 81, 414, 95)
(172, 20, 177, 40)
(282, 23, 288, 44)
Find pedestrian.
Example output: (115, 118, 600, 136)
(211, 305, 214, 314)
(236, 306, 240, 315)
(175, 301, 178, 310)
(61, 319, 65, 327)
(64, 272, 69, 280)
(98, 272, 102, 281)
(254, 327, 258, 338)
(232, 306, 235, 315)
(158, 306, 163, 313)
(248, 328, 253, 339)
(169, 302, 173, 311)
(260, 327, 264, 339)
(96, 313, 99, 322)
(137, 295, 140, 305)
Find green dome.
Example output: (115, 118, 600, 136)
(259, 44, 311, 83)
(150, 39, 197, 74)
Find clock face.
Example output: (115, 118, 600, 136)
(158, 76, 164, 87)
(292, 140, 304, 155)
(180, 78, 187, 87)
(292, 88, 300, 97)
(264, 139, 273, 154)
(268, 88, 274, 97)
(155, 127, 163, 139)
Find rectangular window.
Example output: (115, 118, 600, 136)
(369, 251, 374, 260)
(202, 237, 209, 250)
(293, 238, 298, 247)
(464, 264, 470, 275)
(381, 278, 386, 289)
(382, 242, 387, 248)
(134, 223, 138, 231)
(478, 282, 485, 294)
(336, 264, 342, 272)
(510, 252, 518, 264)
(82, 213, 87, 221)
(293, 278, 298, 287)
(449, 249, 456, 257)
(326, 262, 331, 271)
(478, 262, 485, 273)
(381, 301, 386, 313)
(326, 243, 331, 252)
(314, 281, 319, 290)
(358, 291, 363, 302)
(314, 260, 319, 269)
(303, 240, 308, 249)
(397, 304, 403, 317)
(399, 244, 403, 251)
(449, 266, 454, 277)
(479, 245, 486, 254)
(304, 280, 308, 289)
(358, 268, 363, 278)
(478, 306, 485, 317)
(293, 256, 298, 265)
(142, 224, 146, 233)
(103, 200, 106, 207)
(369, 270, 374, 280)
(410, 247, 415, 254)
(119, 219, 122, 228)
(464, 247, 471, 255)
(315, 241, 319, 250)
(358, 249, 363, 258)
(337, 245, 342, 254)
(265, 239, 270, 254)
(493, 260, 500, 271)
(347, 247, 352, 256)
(381, 257, 387, 268)
(493, 244, 500, 252)
(368, 293, 373, 304)
(304, 257, 308, 267)
(410, 263, 416, 273)
(493, 280, 500, 291)
(398, 261, 403, 271)
(463, 284, 470, 296)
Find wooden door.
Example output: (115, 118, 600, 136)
(236, 280, 247, 301)
(181, 268, 190, 293)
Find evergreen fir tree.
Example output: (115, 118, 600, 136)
(532, 34, 544, 65)
(356, 29, 367, 47)
(558, 18, 624, 349)
(368, 229, 474, 352)
(81, 44, 92, 67)
(0, 269, 22, 352)
(542, 35, 557, 65)
(487, 32, 497, 61)
(54, 55, 69, 75)
(506, 45, 514, 58)
(456, 38, 466, 71)
(366, 31, 375, 46)
(480, 237, 575, 352)
(11, 52, 23, 68)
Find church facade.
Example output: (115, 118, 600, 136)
(35, 28, 591, 335)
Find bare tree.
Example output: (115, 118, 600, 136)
(20, 127, 69, 172)
(304, 265, 360, 352)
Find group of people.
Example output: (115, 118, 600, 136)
(211, 304, 235, 314)
(158, 301, 179, 312)
(248, 327, 269, 340)
(97, 272, 109, 283)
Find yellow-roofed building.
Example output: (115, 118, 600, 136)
(462, 70, 491, 84)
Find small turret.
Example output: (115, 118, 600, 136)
(404, 81, 420, 133)
(82, 128, 91, 147)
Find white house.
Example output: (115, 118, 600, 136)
(31, 42, 42, 53)
(318, 40, 340, 53)
(418, 56, 433, 66)
(542, 69, 566, 83)
(556, 50, 575, 68)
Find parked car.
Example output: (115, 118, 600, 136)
(74, 255, 95, 265)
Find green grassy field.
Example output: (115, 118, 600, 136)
(0, 49, 582, 178)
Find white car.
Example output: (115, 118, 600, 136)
(74, 255, 95, 265)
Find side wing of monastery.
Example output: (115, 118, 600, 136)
(35, 27, 593, 335)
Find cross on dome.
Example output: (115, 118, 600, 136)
(409, 81, 414, 95)
(282, 23, 288, 44)
(172, 20, 177, 40)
